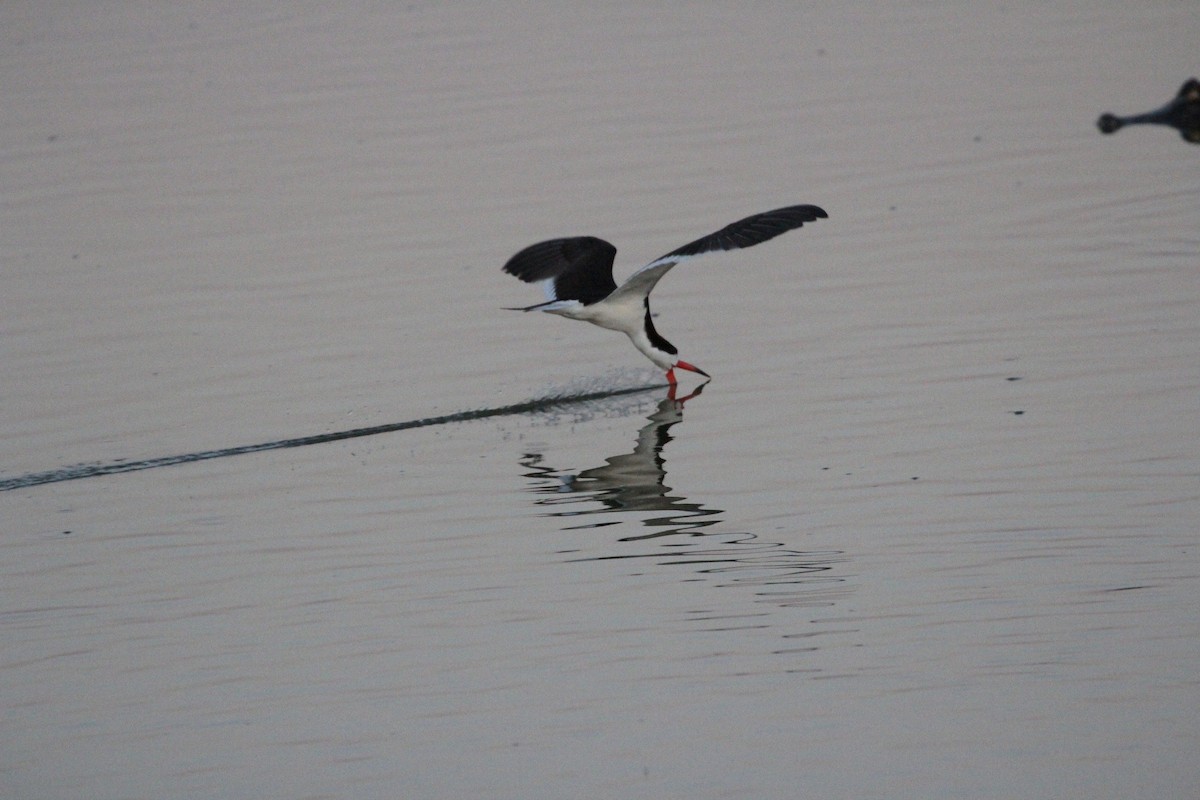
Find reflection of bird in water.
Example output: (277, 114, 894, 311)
(1097, 78, 1200, 144)
(523, 394, 713, 530)
(519, 393, 847, 607)
(502, 205, 827, 387)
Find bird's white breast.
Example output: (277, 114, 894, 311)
(549, 293, 645, 334)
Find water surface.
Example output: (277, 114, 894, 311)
(2, 3, 1198, 799)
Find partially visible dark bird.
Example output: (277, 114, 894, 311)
(1097, 78, 1200, 143)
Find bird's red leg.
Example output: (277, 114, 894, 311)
(665, 368, 678, 386)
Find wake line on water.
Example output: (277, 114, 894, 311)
(0, 383, 662, 492)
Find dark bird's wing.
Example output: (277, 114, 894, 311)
(502, 236, 619, 309)
(610, 204, 828, 303)
(661, 204, 828, 260)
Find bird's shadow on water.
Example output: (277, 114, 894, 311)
(517, 391, 851, 612)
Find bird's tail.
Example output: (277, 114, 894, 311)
(503, 300, 577, 313)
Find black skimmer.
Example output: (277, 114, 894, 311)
(502, 204, 827, 385)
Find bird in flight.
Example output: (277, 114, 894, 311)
(502, 204, 827, 385)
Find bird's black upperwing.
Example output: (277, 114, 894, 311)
(502, 236, 619, 306)
(606, 204, 828, 304)
(659, 204, 828, 260)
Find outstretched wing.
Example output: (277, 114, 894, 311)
(502, 236, 619, 310)
(659, 204, 828, 260)
(610, 204, 828, 303)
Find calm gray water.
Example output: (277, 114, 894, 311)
(3, 3, 1198, 799)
